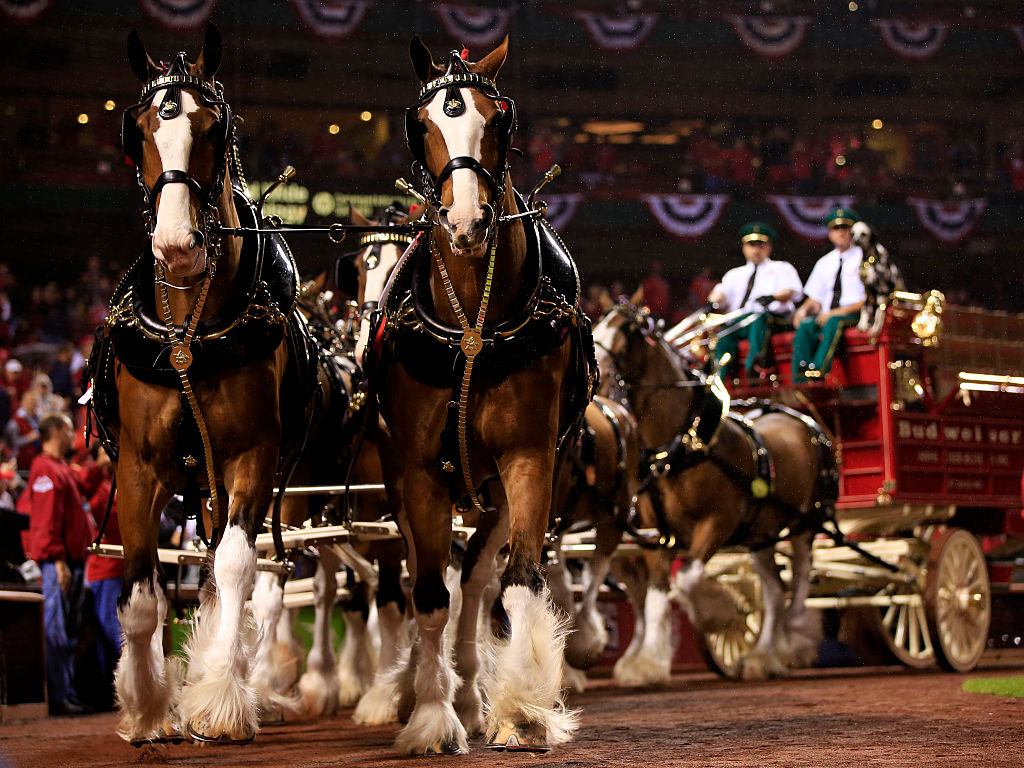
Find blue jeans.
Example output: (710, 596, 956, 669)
(41, 560, 85, 706)
(89, 577, 123, 681)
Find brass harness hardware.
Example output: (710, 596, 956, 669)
(431, 235, 498, 517)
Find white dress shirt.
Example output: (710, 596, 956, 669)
(803, 245, 866, 309)
(713, 258, 804, 318)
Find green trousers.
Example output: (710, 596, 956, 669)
(791, 312, 858, 383)
(715, 312, 772, 378)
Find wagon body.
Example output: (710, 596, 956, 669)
(694, 291, 1024, 673)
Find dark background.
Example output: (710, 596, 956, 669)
(3, 0, 1024, 318)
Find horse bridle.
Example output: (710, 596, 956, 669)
(404, 50, 517, 237)
(122, 52, 234, 248)
(349, 206, 415, 325)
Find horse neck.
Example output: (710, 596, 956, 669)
(430, 181, 526, 327)
(159, 171, 242, 326)
(631, 339, 696, 449)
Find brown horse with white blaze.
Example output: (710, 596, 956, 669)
(87, 25, 315, 744)
(368, 37, 595, 753)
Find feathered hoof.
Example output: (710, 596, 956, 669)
(259, 709, 285, 727)
(418, 739, 466, 756)
(186, 721, 256, 746)
(120, 719, 186, 748)
(487, 721, 551, 753)
(562, 664, 588, 693)
(740, 652, 789, 681)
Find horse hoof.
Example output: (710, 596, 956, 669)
(186, 721, 256, 746)
(422, 739, 465, 756)
(120, 723, 187, 747)
(486, 722, 551, 753)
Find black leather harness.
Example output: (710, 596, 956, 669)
(368, 205, 597, 504)
(85, 184, 320, 497)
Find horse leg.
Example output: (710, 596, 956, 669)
(742, 546, 789, 680)
(565, 519, 617, 671)
(610, 554, 649, 686)
(453, 507, 509, 734)
(392, 472, 467, 755)
(545, 534, 588, 692)
(181, 450, 272, 743)
(781, 531, 820, 668)
(113, 455, 179, 745)
(615, 548, 674, 687)
(336, 577, 377, 708)
(295, 546, 343, 716)
(483, 454, 579, 752)
(249, 571, 301, 723)
(353, 548, 409, 725)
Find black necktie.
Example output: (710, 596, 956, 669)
(740, 263, 758, 308)
(830, 257, 843, 309)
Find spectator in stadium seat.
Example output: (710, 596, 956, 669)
(791, 206, 866, 383)
(707, 222, 802, 379)
(19, 412, 93, 715)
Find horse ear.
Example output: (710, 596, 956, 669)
(474, 36, 508, 81)
(410, 36, 442, 84)
(349, 203, 371, 227)
(127, 29, 159, 84)
(197, 22, 222, 80)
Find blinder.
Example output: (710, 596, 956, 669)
(121, 53, 233, 211)
(404, 50, 518, 210)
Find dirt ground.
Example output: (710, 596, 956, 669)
(4, 652, 1024, 768)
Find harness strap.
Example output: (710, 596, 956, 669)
(157, 261, 222, 546)
(431, 234, 498, 517)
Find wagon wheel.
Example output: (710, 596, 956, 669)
(870, 578, 935, 669)
(924, 528, 991, 672)
(696, 561, 764, 679)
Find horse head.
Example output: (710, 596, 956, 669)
(123, 23, 232, 278)
(406, 36, 514, 257)
(349, 203, 417, 363)
(592, 303, 660, 401)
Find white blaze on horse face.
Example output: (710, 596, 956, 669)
(356, 242, 403, 364)
(151, 90, 204, 277)
(425, 88, 487, 249)
(591, 318, 621, 379)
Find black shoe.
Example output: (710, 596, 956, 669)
(50, 699, 92, 716)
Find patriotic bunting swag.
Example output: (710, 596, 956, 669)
(539, 194, 583, 233)
(574, 11, 659, 51)
(289, 0, 371, 41)
(0, 0, 51, 22)
(432, 4, 515, 48)
(642, 194, 729, 240)
(139, 0, 218, 31)
(873, 20, 948, 60)
(907, 198, 987, 243)
(768, 195, 856, 242)
(724, 15, 813, 59)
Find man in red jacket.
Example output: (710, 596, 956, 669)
(19, 412, 93, 715)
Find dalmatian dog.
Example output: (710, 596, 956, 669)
(852, 221, 904, 334)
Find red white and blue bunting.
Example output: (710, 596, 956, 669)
(289, 0, 371, 41)
(872, 20, 948, 60)
(1008, 25, 1024, 54)
(0, 0, 51, 22)
(768, 195, 856, 242)
(642, 194, 729, 241)
(139, 0, 218, 31)
(724, 15, 813, 59)
(539, 193, 583, 233)
(574, 11, 659, 51)
(907, 198, 987, 243)
(432, 4, 515, 48)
